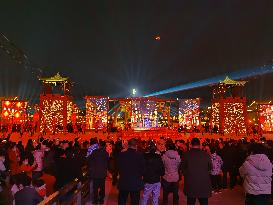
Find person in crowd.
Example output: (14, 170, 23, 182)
(141, 142, 165, 205)
(32, 144, 44, 179)
(88, 140, 109, 205)
(43, 141, 56, 176)
(8, 143, 20, 176)
(182, 138, 212, 205)
(109, 140, 123, 186)
(0, 150, 6, 176)
(39, 168, 56, 197)
(239, 143, 273, 205)
(25, 139, 34, 156)
(87, 138, 99, 157)
(121, 139, 128, 152)
(220, 141, 237, 189)
(10, 174, 23, 205)
(156, 139, 166, 155)
(32, 178, 47, 198)
(161, 141, 181, 205)
(14, 173, 43, 205)
(117, 138, 145, 205)
(87, 138, 99, 202)
(19, 155, 36, 177)
(55, 149, 75, 189)
(210, 147, 223, 193)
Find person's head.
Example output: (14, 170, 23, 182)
(147, 142, 157, 153)
(156, 139, 166, 152)
(38, 143, 42, 149)
(191, 138, 200, 148)
(250, 143, 266, 155)
(166, 142, 176, 151)
(99, 141, 106, 149)
(210, 147, 217, 154)
(90, 138, 98, 145)
(20, 173, 32, 187)
(128, 138, 138, 150)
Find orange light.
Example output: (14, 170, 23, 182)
(16, 102, 21, 108)
(3, 111, 9, 117)
(15, 112, 20, 118)
(5, 101, 10, 107)
(155, 36, 160, 41)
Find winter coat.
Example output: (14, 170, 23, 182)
(220, 144, 236, 171)
(211, 153, 223, 175)
(162, 150, 181, 182)
(14, 187, 43, 205)
(117, 148, 145, 191)
(239, 154, 272, 195)
(143, 152, 165, 184)
(182, 148, 212, 198)
(88, 148, 109, 179)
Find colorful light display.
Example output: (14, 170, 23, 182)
(132, 99, 158, 128)
(211, 97, 247, 134)
(211, 102, 220, 128)
(1, 100, 28, 124)
(178, 98, 200, 127)
(258, 104, 273, 132)
(40, 95, 71, 133)
(223, 101, 247, 134)
(86, 96, 108, 129)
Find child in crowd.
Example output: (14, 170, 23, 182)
(210, 147, 223, 193)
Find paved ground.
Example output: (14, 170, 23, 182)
(86, 178, 245, 205)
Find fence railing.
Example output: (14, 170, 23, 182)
(38, 166, 90, 205)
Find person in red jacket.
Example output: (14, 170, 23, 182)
(39, 168, 56, 196)
(7, 143, 20, 176)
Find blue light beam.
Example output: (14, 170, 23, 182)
(145, 65, 273, 97)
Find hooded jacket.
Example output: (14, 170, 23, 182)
(162, 150, 181, 182)
(239, 154, 272, 195)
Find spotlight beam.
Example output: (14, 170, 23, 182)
(145, 65, 273, 97)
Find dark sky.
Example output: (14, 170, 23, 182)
(1, 0, 273, 105)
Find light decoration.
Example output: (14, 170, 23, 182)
(211, 97, 247, 134)
(131, 99, 141, 128)
(178, 98, 200, 127)
(1, 100, 28, 124)
(142, 99, 157, 128)
(211, 102, 220, 128)
(223, 102, 247, 134)
(86, 96, 108, 129)
(40, 95, 71, 133)
(258, 104, 273, 132)
(66, 100, 73, 124)
(131, 98, 170, 129)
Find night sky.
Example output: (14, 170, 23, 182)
(1, 0, 273, 106)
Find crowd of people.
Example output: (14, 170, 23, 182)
(0, 133, 272, 205)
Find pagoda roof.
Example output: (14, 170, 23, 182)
(220, 76, 247, 86)
(39, 73, 69, 83)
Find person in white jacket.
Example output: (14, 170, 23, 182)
(239, 143, 272, 205)
(161, 141, 181, 205)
